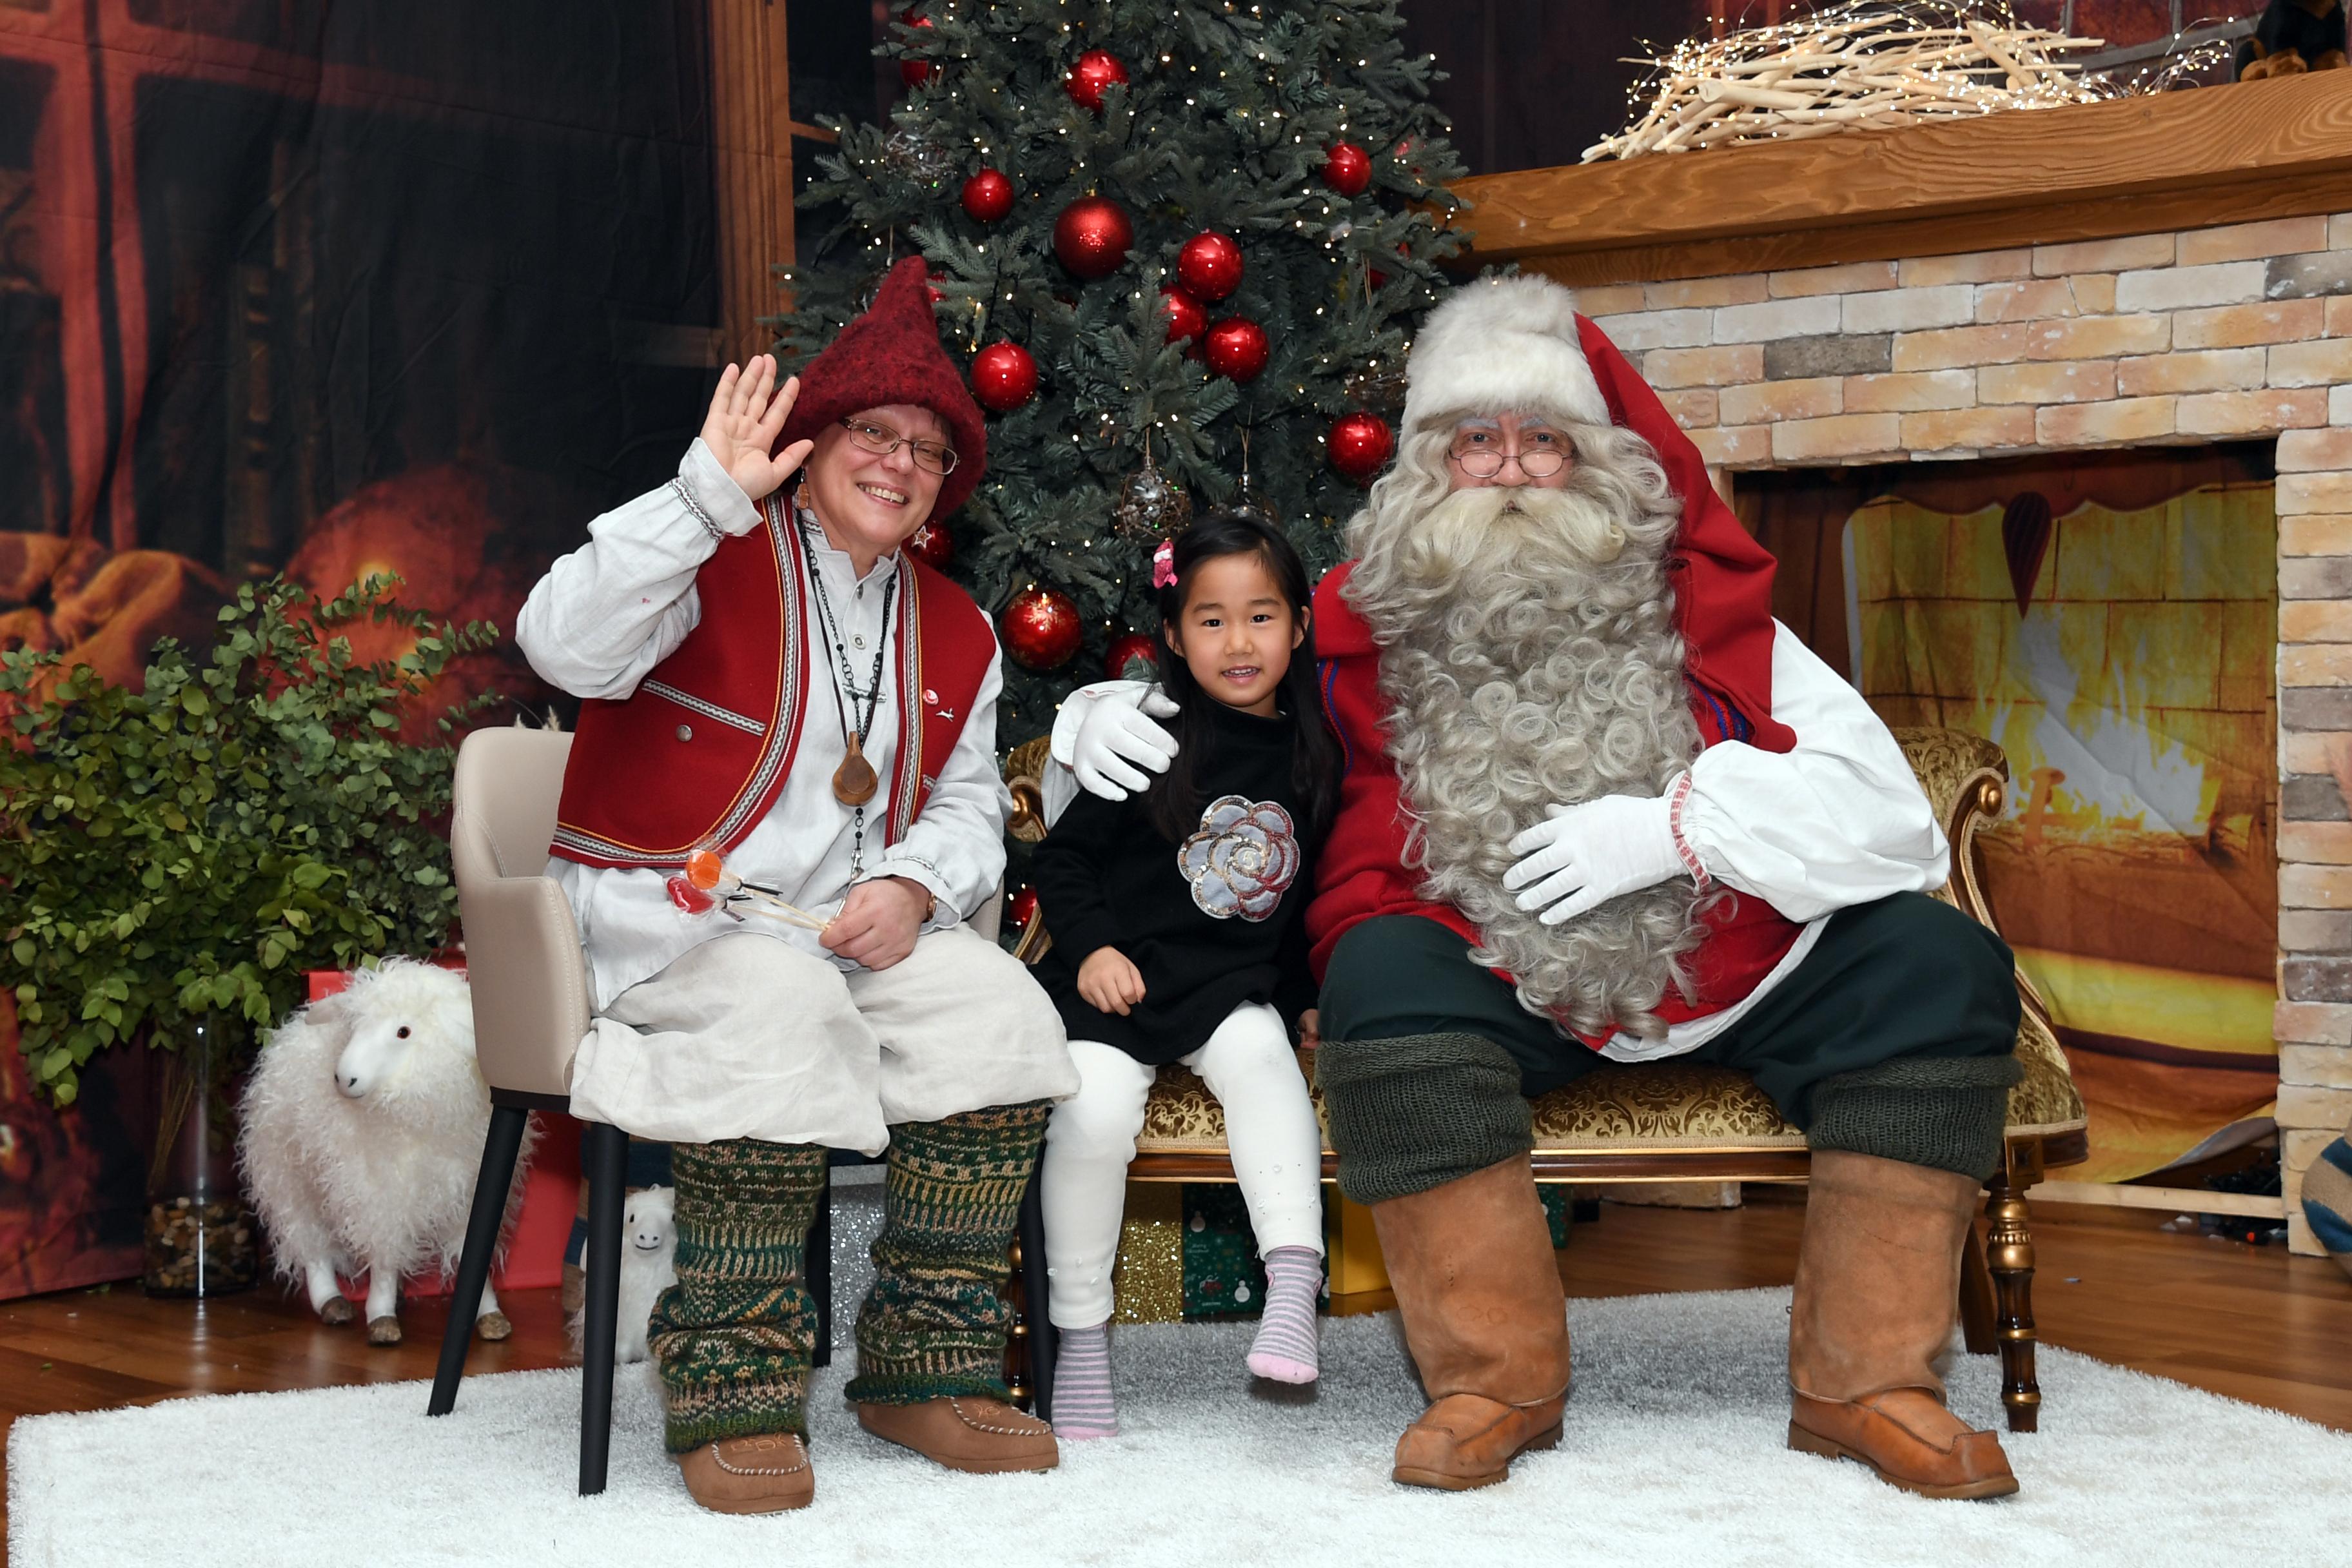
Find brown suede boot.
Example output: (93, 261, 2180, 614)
(1372, 1156, 1573, 1491)
(672, 1433, 815, 1514)
(1787, 1150, 2019, 1500)
(856, 1396, 1059, 1474)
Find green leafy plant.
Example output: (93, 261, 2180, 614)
(0, 575, 498, 1106)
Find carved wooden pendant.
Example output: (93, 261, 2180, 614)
(832, 734, 878, 807)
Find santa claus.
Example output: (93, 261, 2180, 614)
(1058, 273, 2025, 1500)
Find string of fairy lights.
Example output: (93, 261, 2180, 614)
(1586, 0, 2232, 162)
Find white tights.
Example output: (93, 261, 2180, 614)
(1041, 1002, 1326, 1328)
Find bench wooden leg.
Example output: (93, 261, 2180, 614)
(1984, 1153, 2041, 1434)
(1958, 1208, 1997, 1356)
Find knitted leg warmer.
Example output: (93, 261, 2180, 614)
(1807, 1054, 2024, 1184)
(847, 1101, 1051, 1406)
(648, 1138, 827, 1453)
(1315, 1032, 1533, 1206)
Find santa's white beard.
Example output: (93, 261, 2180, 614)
(1346, 475, 1706, 1041)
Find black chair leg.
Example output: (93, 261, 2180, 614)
(1017, 1170, 1055, 1423)
(808, 1170, 834, 1370)
(578, 1119, 627, 1496)
(426, 1103, 529, 1418)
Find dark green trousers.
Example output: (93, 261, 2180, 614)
(1318, 892, 2022, 1182)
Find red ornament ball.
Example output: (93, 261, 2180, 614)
(970, 340, 1039, 412)
(1053, 196, 1133, 280)
(1003, 587, 1083, 671)
(906, 520, 953, 571)
(1177, 231, 1244, 302)
(1203, 317, 1269, 382)
(1158, 285, 1207, 345)
(1065, 49, 1128, 112)
(1323, 141, 1372, 196)
(1328, 411, 1396, 482)
(1106, 631, 1160, 680)
(961, 168, 1014, 222)
(899, 10, 934, 86)
(1008, 885, 1040, 933)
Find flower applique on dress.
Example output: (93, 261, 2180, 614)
(1178, 795, 1300, 921)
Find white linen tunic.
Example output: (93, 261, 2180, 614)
(515, 441, 1077, 1147)
(1048, 622, 1950, 1064)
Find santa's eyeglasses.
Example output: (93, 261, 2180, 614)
(1448, 436, 1569, 480)
(841, 416, 959, 476)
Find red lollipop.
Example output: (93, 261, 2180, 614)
(1203, 317, 1268, 382)
(970, 340, 1039, 411)
(961, 168, 1013, 222)
(1177, 231, 1244, 302)
(1053, 196, 1133, 280)
(1065, 49, 1128, 112)
(1324, 142, 1372, 196)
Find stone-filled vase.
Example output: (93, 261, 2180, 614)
(142, 1018, 257, 1297)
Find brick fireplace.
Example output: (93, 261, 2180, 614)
(1453, 70, 2352, 1253)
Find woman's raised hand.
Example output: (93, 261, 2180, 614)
(700, 354, 816, 503)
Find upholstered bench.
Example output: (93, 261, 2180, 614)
(1002, 727, 2088, 1433)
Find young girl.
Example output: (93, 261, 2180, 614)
(1032, 510, 1338, 1438)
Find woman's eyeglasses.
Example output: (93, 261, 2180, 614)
(841, 417, 958, 476)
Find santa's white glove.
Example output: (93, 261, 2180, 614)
(1503, 787, 1689, 926)
(1051, 680, 1181, 800)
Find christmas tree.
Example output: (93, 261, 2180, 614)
(776, 0, 1465, 741)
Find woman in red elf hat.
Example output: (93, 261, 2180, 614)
(1055, 273, 2026, 1502)
(516, 256, 1077, 1513)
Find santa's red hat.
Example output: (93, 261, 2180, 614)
(1398, 272, 1794, 754)
(777, 256, 988, 518)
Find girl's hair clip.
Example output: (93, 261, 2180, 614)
(1151, 538, 1177, 589)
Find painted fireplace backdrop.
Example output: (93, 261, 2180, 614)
(1747, 449, 2280, 1183)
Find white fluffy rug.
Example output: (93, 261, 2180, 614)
(11, 1283, 2349, 1568)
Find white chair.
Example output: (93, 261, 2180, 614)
(426, 725, 1039, 1493)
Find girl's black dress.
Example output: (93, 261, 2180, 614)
(1029, 700, 1317, 1064)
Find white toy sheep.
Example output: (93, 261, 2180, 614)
(238, 959, 535, 1346)
(569, 1185, 678, 1364)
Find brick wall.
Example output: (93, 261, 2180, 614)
(1565, 213, 2352, 1250)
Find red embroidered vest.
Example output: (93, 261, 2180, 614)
(1305, 564, 1807, 1050)
(551, 496, 996, 868)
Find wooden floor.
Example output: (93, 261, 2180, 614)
(4, 1190, 2347, 1560)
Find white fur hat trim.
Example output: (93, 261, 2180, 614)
(1401, 272, 1609, 436)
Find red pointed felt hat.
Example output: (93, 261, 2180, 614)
(777, 256, 989, 518)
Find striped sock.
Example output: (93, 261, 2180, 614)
(1245, 1246, 1322, 1385)
(1050, 1322, 1117, 1438)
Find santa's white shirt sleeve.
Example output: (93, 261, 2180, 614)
(1600, 620, 1950, 1062)
(514, 442, 1009, 1011)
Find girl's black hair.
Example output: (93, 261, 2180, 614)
(1141, 509, 1340, 845)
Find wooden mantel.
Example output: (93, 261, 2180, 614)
(1454, 68, 2352, 287)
